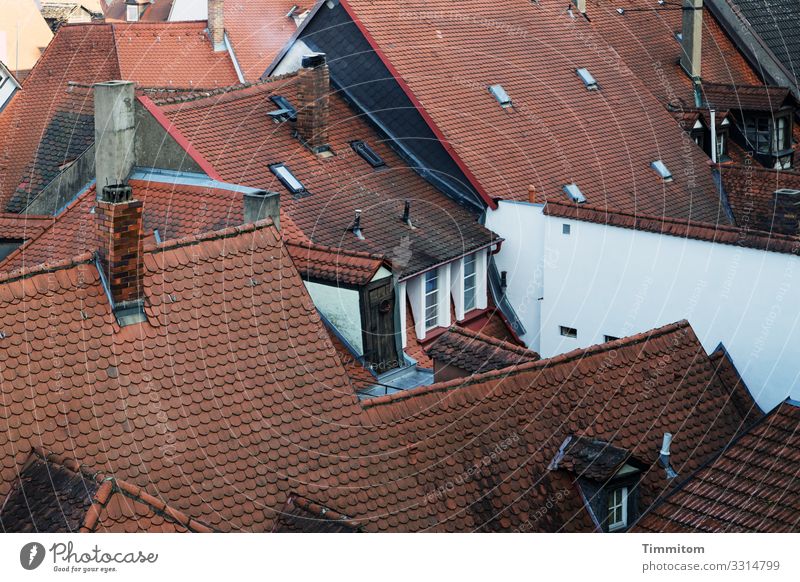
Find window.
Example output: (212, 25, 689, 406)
(607, 487, 628, 531)
(562, 223, 571, 235)
(774, 116, 790, 153)
(576, 68, 598, 90)
(744, 116, 773, 154)
(270, 163, 306, 195)
(604, 335, 619, 342)
(650, 160, 672, 181)
(350, 140, 385, 168)
(560, 326, 577, 338)
(270, 96, 297, 120)
(563, 183, 586, 203)
(716, 130, 727, 160)
(126, 3, 139, 21)
(424, 270, 439, 330)
(488, 84, 512, 108)
(463, 254, 477, 312)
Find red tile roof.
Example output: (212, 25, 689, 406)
(704, 82, 794, 112)
(635, 400, 800, 532)
(0, 214, 52, 240)
(338, 0, 725, 222)
(721, 164, 800, 237)
(0, 21, 239, 211)
(0, 219, 363, 532)
(544, 199, 800, 255)
(425, 326, 539, 374)
(285, 241, 386, 287)
(272, 493, 361, 533)
(152, 76, 498, 278)
(102, 0, 174, 22)
(311, 321, 756, 531)
(0, 449, 212, 532)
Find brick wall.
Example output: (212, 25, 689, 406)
(96, 194, 144, 305)
(296, 57, 330, 151)
(209, 0, 225, 50)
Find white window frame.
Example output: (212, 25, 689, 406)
(607, 486, 628, 531)
(407, 265, 452, 341)
(126, 4, 140, 21)
(463, 253, 478, 312)
(424, 270, 439, 330)
(450, 250, 488, 321)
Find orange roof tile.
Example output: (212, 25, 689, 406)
(425, 326, 539, 374)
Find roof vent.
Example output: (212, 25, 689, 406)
(563, 183, 586, 204)
(351, 210, 365, 240)
(488, 84, 512, 108)
(651, 160, 673, 181)
(286, 4, 298, 18)
(659, 433, 679, 479)
(401, 200, 415, 228)
(351, 140, 385, 168)
(576, 68, 598, 90)
(268, 108, 292, 123)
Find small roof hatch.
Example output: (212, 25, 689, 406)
(270, 163, 306, 195)
(270, 95, 297, 121)
(350, 140, 385, 168)
(488, 84, 513, 108)
(650, 160, 673, 181)
(563, 183, 586, 203)
(576, 68, 598, 90)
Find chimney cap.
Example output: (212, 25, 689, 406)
(301, 53, 327, 68)
(101, 184, 134, 203)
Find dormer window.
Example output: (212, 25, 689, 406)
(126, 1, 140, 22)
(270, 163, 306, 195)
(488, 84, 512, 108)
(607, 486, 628, 531)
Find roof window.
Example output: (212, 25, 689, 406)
(488, 84, 512, 108)
(350, 140, 385, 168)
(270, 95, 297, 121)
(650, 160, 673, 181)
(576, 68, 599, 90)
(563, 183, 586, 203)
(270, 163, 306, 195)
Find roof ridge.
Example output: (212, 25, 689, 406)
(285, 240, 385, 262)
(0, 251, 94, 287)
(144, 70, 299, 106)
(364, 319, 693, 410)
(148, 216, 278, 256)
(442, 325, 537, 357)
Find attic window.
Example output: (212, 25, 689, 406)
(270, 163, 306, 195)
(488, 84, 512, 108)
(560, 326, 577, 338)
(775, 188, 800, 197)
(270, 95, 297, 121)
(350, 140, 385, 168)
(563, 183, 586, 203)
(650, 160, 673, 181)
(576, 68, 598, 90)
(607, 486, 628, 531)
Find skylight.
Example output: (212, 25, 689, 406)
(270, 163, 306, 194)
(576, 68, 598, 90)
(488, 84, 512, 108)
(650, 160, 673, 181)
(563, 183, 586, 203)
(350, 140, 385, 167)
(270, 95, 297, 121)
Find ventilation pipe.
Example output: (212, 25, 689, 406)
(659, 433, 679, 479)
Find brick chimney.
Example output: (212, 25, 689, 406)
(94, 81, 135, 192)
(208, 0, 225, 52)
(243, 190, 280, 229)
(296, 53, 330, 153)
(95, 184, 144, 306)
(680, 0, 703, 81)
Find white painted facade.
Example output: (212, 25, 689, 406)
(487, 200, 800, 411)
(167, 0, 206, 21)
(0, 61, 20, 113)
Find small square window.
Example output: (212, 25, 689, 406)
(270, 163, 306, 195)
(350, 140, 385, 168)
(576, 68, 598, 90)
(560, 326, 577, 338)
(607, 487, 628, 531)
(562, 224, 571, 235)
(604, 335, 619, 342)
(488, 84, 512, 108)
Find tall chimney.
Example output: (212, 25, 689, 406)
(96, 184, 144, 307)
(94, 81, 135, 192)
(680, 0, 703, 82)
(208, 0, 225, 52)
(243, 190, 280, 229)
(296, 53, 330, 153)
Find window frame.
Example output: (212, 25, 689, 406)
(269, 163, 306, 196)
(607, 486, 628, 532)
(463, 253, 477, 313)
(559, 325, 577, 338)
(424, 269, 439, 330)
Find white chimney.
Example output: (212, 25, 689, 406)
(575, 0, 587, 14)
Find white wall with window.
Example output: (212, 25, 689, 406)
(450, 249, 489, 321)
(304, 281, 363, 353)
(406, 264, 452, 342)
(0, 62, 20, 113)
(487, 199, 800, 411)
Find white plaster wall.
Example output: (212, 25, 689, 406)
(304, 281, 363, 353)
(168, 0, 206, 21)
(488, 201, 800, 410)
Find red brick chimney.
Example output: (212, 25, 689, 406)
(296, 53, 330, 153)
(96, 184, 144, 306)
(208, 0, 225, 52)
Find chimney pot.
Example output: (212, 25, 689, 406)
(208, 0, 225, 52)
(402, 200, 413, 227)
(243, 190, 280, 229)
(296, 53, 330, 153)
(680, 0, 703, 82)
(528, 184, 537, 204)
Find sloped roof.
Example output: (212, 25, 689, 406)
(0, 449, 212, 532)
(0, 22, 239, 211)
(333, 0, 725, 222)
(549, 436, 634, 483)
(286, 241, 386, 286)
(152, 77, 498, 278)
(312, 321, 756, 531)
(272, 494, 361, 532)
(102, 0, 174, 22)
(0, 214, 52, 240)
(425, 326, 539, 374)
(635, 400, 800, 532)
(0, 219, 363, 532)
(721, 164, 800, 237)
(703, 82, 794, 111)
